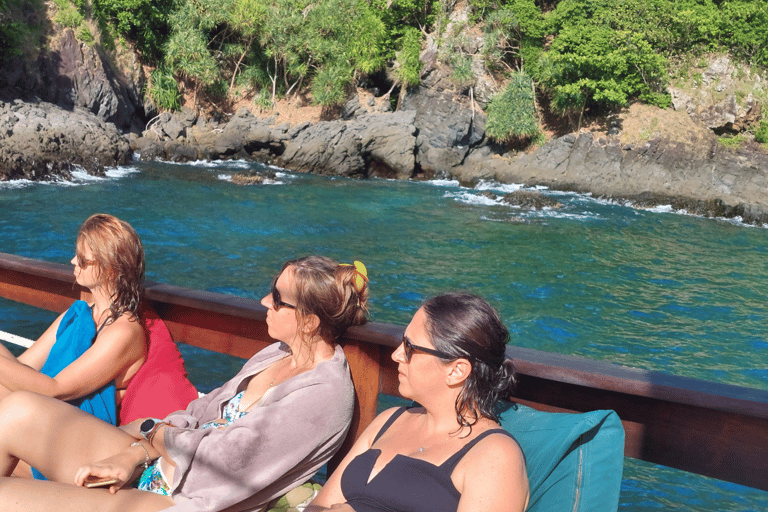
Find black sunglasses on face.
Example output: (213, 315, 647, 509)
(402, 336, 453, 363)
(271, 278, 296, 311)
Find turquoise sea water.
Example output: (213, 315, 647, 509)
(1, 161, 767, 510)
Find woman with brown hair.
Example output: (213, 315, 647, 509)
(0, 213, 147, 425)
(0, 255, 368, 512)
(306, 292, 529, 512)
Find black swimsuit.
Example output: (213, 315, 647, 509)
(340, 407, 514, 512)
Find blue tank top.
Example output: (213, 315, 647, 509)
(340, 407, 513, 512)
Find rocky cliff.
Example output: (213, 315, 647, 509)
(2, 13, 767, 226)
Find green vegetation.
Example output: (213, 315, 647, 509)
(91, 0, 176, 62)
(485, 71, 538, 142)
(718, 134, 746, 149)
(52, 0, 85, 29)
(147, 66, 182, 111)
(2, 0, 766, 136)
(0, 0, 25, 64)
(756, 120, 768, 145)
(394, 26, 423, 88)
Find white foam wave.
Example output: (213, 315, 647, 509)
(596, 196, 767, 228)
(657, 208, 764, 228)
(444, 191, 500, 206)
(160, 159, 253, 169)
(423, 178, 461, 188)
(474, 180, 525, 194)
(105, 166, 140, 178)
(70, 169, 105, 182)
(0, 179, 35, 189)
(1, 164, 138, 189)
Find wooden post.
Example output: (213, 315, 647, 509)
(328, 338, 382, 474)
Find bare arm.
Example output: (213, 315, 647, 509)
(1, 311, 68, 370)
(0, 316, 144, 401)
(455, 434, 529, 512)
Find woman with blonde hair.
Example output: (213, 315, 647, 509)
(0, 255, 368, 512)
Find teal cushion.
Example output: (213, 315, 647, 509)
(498, 402, 624, 512)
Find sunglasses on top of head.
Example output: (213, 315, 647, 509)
(402, 336, 453, 363)
(270, 278, 296, 311)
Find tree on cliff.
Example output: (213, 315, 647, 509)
(0, 0, 23, 66)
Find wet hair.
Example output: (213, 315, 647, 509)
(275, 255, 369, 343)
(76, 214, 145, 324)
(421, 292, 516, 427)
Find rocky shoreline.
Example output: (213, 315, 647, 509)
(2, 26, 767, 224)
(3, 90, 768, 225)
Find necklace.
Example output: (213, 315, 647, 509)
(237, 357, 296, 412)
(416, 431, 454, 453)
(237, 383, 274, 412)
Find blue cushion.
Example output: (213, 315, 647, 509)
(498, 402, 624, 512)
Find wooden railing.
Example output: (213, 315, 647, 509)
(1, 252, 767, 491)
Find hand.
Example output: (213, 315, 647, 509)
(74, 449, 142, 494)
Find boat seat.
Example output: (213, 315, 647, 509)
(499, 402, 625, 512)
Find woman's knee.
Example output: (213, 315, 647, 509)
(0, 390, 45, 427)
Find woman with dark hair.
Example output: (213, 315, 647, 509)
(307, 292, 529, 512)
(0, 213, 147, 422)
(0, 256, 367, 512)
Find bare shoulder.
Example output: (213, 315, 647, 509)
(455, 429, 529, 512)
(95, 313, 145, 347)
(457, 428, 527, 484)
(466, 430, 525, 466)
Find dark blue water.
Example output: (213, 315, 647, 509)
(1, 161, 767, 510)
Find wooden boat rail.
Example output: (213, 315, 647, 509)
(1, 252, 767, 491)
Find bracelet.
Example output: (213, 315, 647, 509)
(147, 421, 171, 446)
(131, 441, 151, 470)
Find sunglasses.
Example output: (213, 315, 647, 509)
(75, 255, 96, 268)
(402, 336, 453, 363)
(270, 277, 296, 311)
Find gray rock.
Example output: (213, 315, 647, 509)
(455, 131, 768, 224)
(33, 30, 142, 131)
(276, 111, 417, 179)
(501, 190, 561, 209)
(163, 140, 198, 162)
(401, 87, 486, 178)
(158, 112, 186, 140)
(0, 100, 130, 180)
(669, 55, 765, 134)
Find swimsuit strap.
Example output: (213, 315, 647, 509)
(440, 428, 512, 471)
(372, 406, 409, 444)
(93, 317, 110, 341)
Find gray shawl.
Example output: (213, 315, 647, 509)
(160, 342, 354, 512)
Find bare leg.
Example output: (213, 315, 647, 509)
(0, 477, 173, 512)
(0, 342, 18, 360)
(0, 391, 175, 510)
(0, 391, 132, 481)
(0, 343, 18, 401)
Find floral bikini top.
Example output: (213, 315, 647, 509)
(200, 391, 249, 430)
